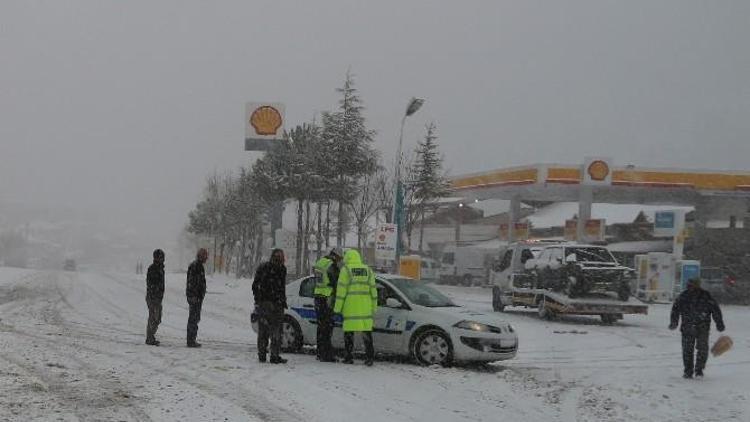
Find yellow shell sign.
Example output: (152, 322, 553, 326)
(582, 157, 613, 185)
(587, 160, 610, 181)
(250, 105, 283, 136)
(245, 102, 286, 151)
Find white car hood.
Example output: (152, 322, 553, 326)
(427, 306, 509, 328)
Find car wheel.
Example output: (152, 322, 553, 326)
(492, 287, 505, 312)
(281, 316, 303, 353)
(413, 329, 453, 367)
(600, 314, 618, 325)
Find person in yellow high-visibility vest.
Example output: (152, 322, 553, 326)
(313, 248, 342, 362)
(333, 249, 378, 366)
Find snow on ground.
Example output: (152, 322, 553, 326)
(1, 267, 748, 422)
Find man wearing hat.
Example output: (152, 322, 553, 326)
(313, 248, 342, 362)
(670, 278, 725, 378)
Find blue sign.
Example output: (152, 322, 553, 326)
(654, 211, 675, 229)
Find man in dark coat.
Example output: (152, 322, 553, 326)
(186, 248, 208, 348)
(145, 249, 165, 346)
(252, 249, 288, 364)
(670, 278, 725, 378)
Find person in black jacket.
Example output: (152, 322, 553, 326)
(252, 249, 288, 364)
(670, 278, 725, 378)
(145, 249, 165, 346)
(186, 248, 208, 348)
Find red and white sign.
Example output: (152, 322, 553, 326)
(374, 223, 397, 261)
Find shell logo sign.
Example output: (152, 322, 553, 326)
(245, 102, 286, 151)
(250, 105, 283, 136)
(583, 157, 613, 186)
(587, 160, 610, 181)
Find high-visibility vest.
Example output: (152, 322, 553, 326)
(333, 250, 378, 332)
(313, 257, 334, 297)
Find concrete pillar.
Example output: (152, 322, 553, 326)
(577, 187, 593, 242)
(508, 195, 521, 242)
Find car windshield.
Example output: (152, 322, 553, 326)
(386, 278, 457, 307)
(567, 247, 615, 263)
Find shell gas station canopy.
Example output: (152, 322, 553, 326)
(450, 163, 750, 205)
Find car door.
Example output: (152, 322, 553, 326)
(289, 276, 318, 342)
(372, 281, 410, 354)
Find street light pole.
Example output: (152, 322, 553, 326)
(393, 97, 424, 272)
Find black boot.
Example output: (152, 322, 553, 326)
(270, 356, 287, 364)
(258, 353, 267, 363)
(145, 338, 160, 346)
(187, 341, 202, 348)
(683, 372, 693, 379)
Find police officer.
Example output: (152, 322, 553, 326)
(333, 249, 377, 366)
(313, 249, 342, 362)
(186, 248, 208, 348)
(670, 278, 725, 378)
(145, 249, 165, 346)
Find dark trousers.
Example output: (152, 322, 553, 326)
(257, 301, 283, 358)
(146, 300, 162, 341)
(344, 331, 374, 361)
(315, 296, 335, 360)
(187, 300, 203, 344)
(682, 327, 710, 375)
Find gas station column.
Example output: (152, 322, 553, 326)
(577, 186, 593, 242)
(509, 195, 521, 242)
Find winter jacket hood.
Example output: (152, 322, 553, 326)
(343, 249, 362, 266)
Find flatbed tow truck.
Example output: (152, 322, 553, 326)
(490, 242, 648, 324)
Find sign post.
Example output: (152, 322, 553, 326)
(374, 223, 397, 264)
(245, 102, 286, 246)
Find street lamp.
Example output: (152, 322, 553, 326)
(394, 97, 425, 271)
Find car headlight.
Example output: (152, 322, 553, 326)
(454, 320, 503, 333)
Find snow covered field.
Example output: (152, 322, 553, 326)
(1, 268, 747, 422)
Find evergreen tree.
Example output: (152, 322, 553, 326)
(321, 70, 378, 246)
(411, 122, 451, 253)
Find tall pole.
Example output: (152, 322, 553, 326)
(393, 98, 424, 273)
(394, 114, 407, 266)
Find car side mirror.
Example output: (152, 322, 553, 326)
(386, 297, 403, 308)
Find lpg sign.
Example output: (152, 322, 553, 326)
(374, 223, 397, 261)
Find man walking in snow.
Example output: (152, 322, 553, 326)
(186, 248, 208, 348)
(252, 249, 288, 364)
(313, 248, 342, 362)
(145, 249, 165, 346)
(333, 249, 378, 366)
(670, 278, 725, 378)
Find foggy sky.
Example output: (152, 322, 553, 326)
(1, 1, 749, 247)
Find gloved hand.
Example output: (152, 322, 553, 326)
(668, 323, 677, 330)
(717, 323, 725, 332)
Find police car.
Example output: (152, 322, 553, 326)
(252, 274, 518, 366)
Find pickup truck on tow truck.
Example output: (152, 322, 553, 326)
(489, 241, 648, 324)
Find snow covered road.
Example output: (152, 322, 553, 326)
(1, 268, 748, 421)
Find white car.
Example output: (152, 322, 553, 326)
(252, 274, 518, 366)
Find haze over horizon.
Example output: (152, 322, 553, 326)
(2, 1, 749, 254)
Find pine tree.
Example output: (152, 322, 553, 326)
(411, 122, 451, 253)
(321, 70, 378, 247)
